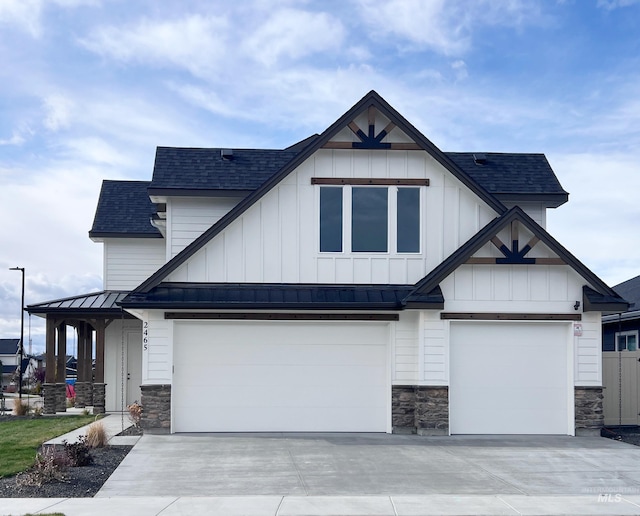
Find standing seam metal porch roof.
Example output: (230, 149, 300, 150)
(26, 291, 130, 316)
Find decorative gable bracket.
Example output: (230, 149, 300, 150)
(466, 221, 564, 266)
(323, 106, 421, 151)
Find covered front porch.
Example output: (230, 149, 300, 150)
(27, 291, 134, 415)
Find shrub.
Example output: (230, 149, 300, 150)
(13, 397, 29, 416)
(63, 437, 93, 467)
(85, 421, 108, 448)
(127, 401, 142, 428)
(17, 447, 69, 487)
(66, 396, 75, 408)
(32, 406, 43, 417)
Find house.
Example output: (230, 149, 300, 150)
(27, 91, 628, 435)
(0, 338, 20, 390)
(602, 275, 640, 425)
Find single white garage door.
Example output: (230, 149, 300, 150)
(450, 322, 571, 435)
(173, 321, 389, 432)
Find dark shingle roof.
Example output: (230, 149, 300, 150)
(147, 147, 566, 203)
(0, 338, 19, 355)
(90, 180, 161, 239)
(614, 275, 640, 311)
(446, 153, 568, 205)
(120, 283, 444, 310)
(149, 148, 299, 193)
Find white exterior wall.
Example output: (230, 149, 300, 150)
(393, 311, 419, 384)
(140, 310, 172, 385)
(574, 311, 602, 385)
(167, 150, 498, 284)
(502, 201, 547, 227)
(103, 239, 165, 291)
(167, 197, 243, 259)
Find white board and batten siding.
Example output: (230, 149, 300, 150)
(166, 149, 498, 285)
(103, 239, 165, 290)
(166, 197, 244, 260)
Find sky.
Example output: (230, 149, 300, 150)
(0, 0, 639, 355)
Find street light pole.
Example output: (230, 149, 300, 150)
(9, 267, 25, 399)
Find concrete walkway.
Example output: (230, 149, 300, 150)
(44, 411, 140, 446)
(4, 494, 640, 515)
(4, 433, 640, 515)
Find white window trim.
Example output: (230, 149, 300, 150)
(615, 330, 639, 351)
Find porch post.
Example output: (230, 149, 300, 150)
(55, 322, 67, 412)
(85, 324, 94, 406)
(43, 316, 57, 414)
(93, 320, 106, 414)
(75, 322, 87, 407)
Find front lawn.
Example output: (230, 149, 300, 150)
(0, 415, 97, 477)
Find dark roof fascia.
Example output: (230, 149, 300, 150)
(133, 90, 506, 294)
(583, 286, 630, 314)
(89, 232, 164, 239)
(411, 206, 623, 303)
(147, 188, 253, 198)
(494, 193, 569, 207)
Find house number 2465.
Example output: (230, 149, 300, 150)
(143, 321, 149, 351)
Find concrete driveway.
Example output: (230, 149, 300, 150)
(97, 433, 640, 498)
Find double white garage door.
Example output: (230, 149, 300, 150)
(173, 321, 389, 433)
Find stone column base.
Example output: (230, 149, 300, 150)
(140, 384, 171, 434)
(93, 383, 106, 414)
(42, 383, 57, 414)
(575, 386, 603, 434)
(56, 383, 67, 412)
(75, 381, 89, 408)
(392, 386, 449, 435)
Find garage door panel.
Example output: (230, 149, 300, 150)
(173, 321, 389, 432)
(450, 322, 570, 435)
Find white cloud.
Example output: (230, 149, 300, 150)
(0, 131, 26, 146)
(0, 0, 99, 38)
(355, 0, 545, 55)
(597, 0, 640, 9)
(243, 9, 346, 67)
(43, 94, 73, 131)
(547, 152, 640, 286)
(0, 0, 42, 37)
(451, 60, 468, 81)
(79, 14, 229, 78)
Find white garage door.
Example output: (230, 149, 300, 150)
(173, 321, 389, 432)
(450, 322, 571, 435)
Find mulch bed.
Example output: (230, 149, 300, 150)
(0, 445, 132, 498)
(601, 426, 640, 446)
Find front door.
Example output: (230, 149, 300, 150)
(114, 330, 143, 410)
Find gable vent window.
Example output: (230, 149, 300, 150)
(319, 186, 421, 254)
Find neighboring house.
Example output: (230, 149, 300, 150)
(602, 275, 640, 425)
(0, 338, 20, 389)
(27, 91, 628, 435)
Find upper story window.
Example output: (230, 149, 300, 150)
(616, 331, 638, 351)
(319, 185, 422, 253)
